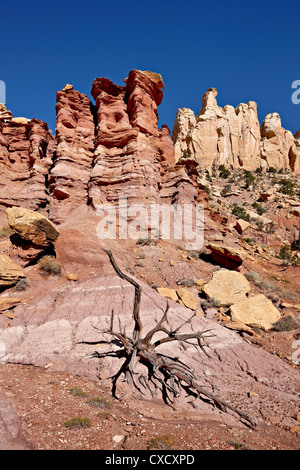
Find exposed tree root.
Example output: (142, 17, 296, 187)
(83, 249, 257, 429)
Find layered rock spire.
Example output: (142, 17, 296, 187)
(0, 73, 298, 227)
(172, 88, 300, 174)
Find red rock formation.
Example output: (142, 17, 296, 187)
(0, 117, 53, 224)
(89, 70, 184, 210)
(48, 85, 96, 223)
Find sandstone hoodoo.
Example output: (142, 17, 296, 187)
(172, 87, 300, 174)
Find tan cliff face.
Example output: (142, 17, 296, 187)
(172, 88, 299, 174)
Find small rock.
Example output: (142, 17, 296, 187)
(176, 288, 198, 310)
(66, 273, 78, 281)
(236, 219, 250, 234)
(113, 435, 124, 443)
(157, 287, 178, 302)
(289, 425, 300, 434)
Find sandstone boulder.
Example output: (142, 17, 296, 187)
(203, 269, 251, 306)
(6, 207, 59, 247)
(230, 294, 281, 330)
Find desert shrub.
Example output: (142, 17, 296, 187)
(15, 278, 29, 291)
(135, 261, 145, 267)
(69, 387, 87, 397)
(256, 221, 265, 232)
(201, 297, 221, 309)
(148, 435, 175, 450)
(252, 202, 266, 215)
(279, 179, 295, 195)
(221, 184, 232, 196)
(136, 238, 157, 246)
(272, 315, 300, 331)
(176, 278, 195, 287)
(277, 245, 300, 266)
(219, 164, 231, 179)
(187, 250, 200, 260)
(87, 396, 113, 409)
(232, 204, 250, 222)
(268, 167, 277, 173)
(266, 221, 275, 234)
(244, 170, 255, 188)
(0, 225, 13, 238)
(245, 271, 262, 284)
(243, 237, 255, 246)
(97, 411, 111, 420)
(64, 417, 91, 429)
(182, 149, 191, 159)
(38, 255, 62, 274)
(203, 185, 211, 195)
(245, 271, 277, 291)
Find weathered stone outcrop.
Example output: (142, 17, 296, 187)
(89, 69, 193, 211)
(172, 88, 299, 174)
(260, 113, 297, 172)
(0, 116, 54, 223)
(48, 85, 95, 223)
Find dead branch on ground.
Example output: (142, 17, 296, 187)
(83, 249, 256, 428)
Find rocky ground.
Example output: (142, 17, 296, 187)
(0, 167, 299, 451)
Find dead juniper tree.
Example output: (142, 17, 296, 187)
(83, 249, 256, 428)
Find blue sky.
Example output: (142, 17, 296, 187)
(1, 0, 299, 135)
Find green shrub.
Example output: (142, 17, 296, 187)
(279, 179, 295, 195)
(38, 255, 62, 275)
(221, 184, 232, 196)
(276, 245, 300, 266)
(64, 417, 91, 428)
(243, 237, 255, 246)
(219, 164, 231, 179)
(252, 202, 266, 215)
(268, 167, 277, 173)
(232, 204, 250, 222)
(244, 170, 255, 188)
